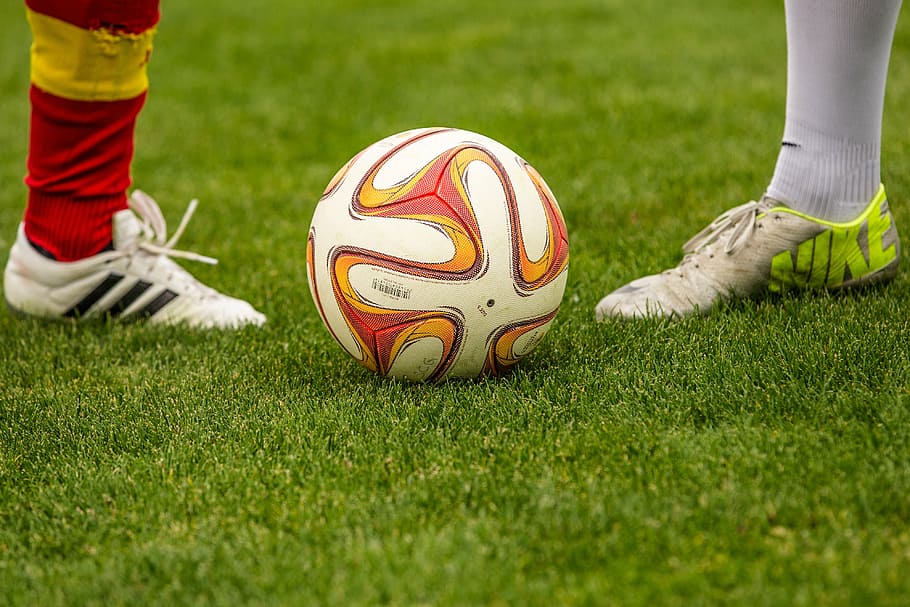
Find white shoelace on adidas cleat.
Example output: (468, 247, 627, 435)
(124, 190, 219, 265)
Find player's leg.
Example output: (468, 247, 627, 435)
(768, 0, 901, 222)
(4, 0, 265, 328)
(596, 0, 902, 320)
(22, 0, 159, 262)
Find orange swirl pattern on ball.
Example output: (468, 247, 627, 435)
(483, 308, 560, 376)
(329, 252, 463, 378)
(353, 145, 490, 279)
(511, 161, 569, 292)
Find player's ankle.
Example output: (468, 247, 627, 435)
(23, 191, 127, 261)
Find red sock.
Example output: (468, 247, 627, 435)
(22, 0, 160, 261)
(25, 88, 145, 260)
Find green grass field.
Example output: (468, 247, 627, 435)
(3, 1, 910, 604)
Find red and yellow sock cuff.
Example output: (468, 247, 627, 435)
(26, 0, 159, 102)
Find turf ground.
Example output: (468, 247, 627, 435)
(2, 0, 910, 605)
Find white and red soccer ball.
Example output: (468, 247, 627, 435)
(307, 127, 569, 381)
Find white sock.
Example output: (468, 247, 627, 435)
(766, 0, 901, 222)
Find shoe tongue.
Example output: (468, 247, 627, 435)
(112, 209, 142, 250)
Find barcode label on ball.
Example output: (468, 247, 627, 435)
(372, 278, 411, 300)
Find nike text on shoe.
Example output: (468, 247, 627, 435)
(595, 184, 900, 320)
(4, 190, 266, 329)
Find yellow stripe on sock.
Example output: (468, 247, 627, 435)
(27, 8, 155, 102)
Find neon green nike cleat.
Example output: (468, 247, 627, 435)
(596, 184, 900, 319)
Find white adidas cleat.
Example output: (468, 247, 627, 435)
(3, 190, 266, 329)
(596, 185, 900, 320)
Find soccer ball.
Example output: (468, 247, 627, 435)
(306, 127, 569, 382)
